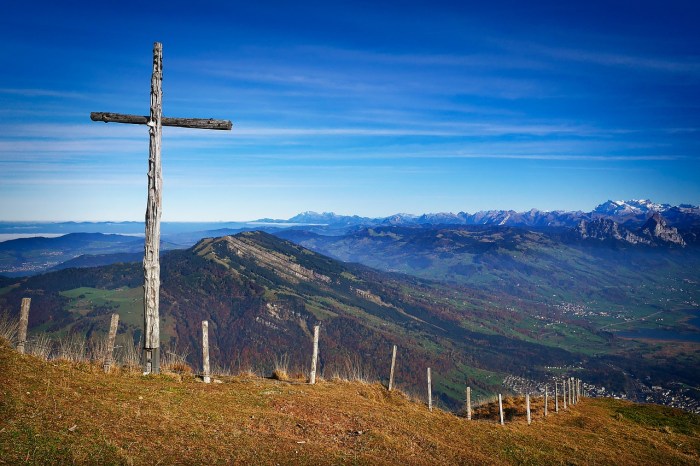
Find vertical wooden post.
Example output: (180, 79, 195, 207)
(202, 320, 211, 383)
(309, 324, 320, 384)
(142, 41, 163, 375)
(563, 380, 567, 409)
(466, 386, 472, 420)
(17, 298, 31, 354)
(555, 382, 559, 413)
(498, 394, 504, 425)
(526, 393, 531, 425)
(544, 385, 548, 417)
(103, 313, 119, 373)
(388, 344, 397, 391)
(427, 367, 432, 412)
(571, 378, 575, 405)
(569, 378, 574, 405)
(578, 379, 582, 399)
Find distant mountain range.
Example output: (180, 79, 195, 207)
(1, 200, 698, 277)
(276, 199, 700, 232)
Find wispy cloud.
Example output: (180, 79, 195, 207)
(0, 88, 89, 99)
(538, 46, 700, 74)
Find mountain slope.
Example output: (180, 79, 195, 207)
(1, 343, 699, 465)
(0, 232, 598, 408)
(2, 231, 698, 409)
(277, 224, 700, 308)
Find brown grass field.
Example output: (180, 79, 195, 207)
(1, 340, 699, 465)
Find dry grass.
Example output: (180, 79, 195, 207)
(271, 353, 290, 381)
(0, 310, 18, 343)
(1, 341, 698, 465)
(114, 334, 141, 370)
(55, 334, 87, 363)
(161, 345, 193, 376)
(26, 334, 53, 359)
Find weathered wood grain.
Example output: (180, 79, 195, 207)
(427, 367, 432, 412)
(309, 325, 319, 384)
(17, 298, 30, 354)
(202, 320, 211, 383)
(466, 386, 472, 420)
(90, 112, 232, 130)
(526, 393, 531, 425)
(388, 344, 397, 391)
(103, 313, 119, 373)
(498, 394, 504, 425)
(90, 42, 232, 375)
(142, 41, 163, 375)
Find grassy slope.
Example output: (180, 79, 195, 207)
(1, 343, 698, 465)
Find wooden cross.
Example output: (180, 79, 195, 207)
(90, 42, 232, 374)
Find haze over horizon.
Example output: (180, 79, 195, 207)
(1, 1, 698, 221)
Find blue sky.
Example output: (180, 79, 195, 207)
(1, 1, 698, 221)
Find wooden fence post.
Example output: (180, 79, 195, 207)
(202, 320, 210, 383)
(569, 378, 574, 405)
(17, 298, 31, 354)
(103, 313, 119, 373)
(526, 393, 531, 425)
(555, 382, 559, 413)
(563, 379, 567, 409)
(388, 344, 397, 391)
(466, 386, 472, 420)
(309, 324, 320, 384)
(427, 367, 432, 412)
(578, 379, 582, 399)
(544, 385, 548, 417)
(498, 394, 504, 425)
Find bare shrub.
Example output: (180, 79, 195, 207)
(161, 344, 192, 375)
(0, 311, 18, 344)
(114, 334, 141, 370)
(341, 355, 374, 384)
(88, 334, 109, 364)
(212, 363, 233, 377)
(55, 334, 88, 362)
(271, 353, 290, 381)
(27, 334, 53, 359)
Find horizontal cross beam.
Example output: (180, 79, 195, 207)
(90, 112, 232, 130)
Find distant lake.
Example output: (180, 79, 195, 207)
(0, 233, 64, 242)
(617, 310, 700, 342)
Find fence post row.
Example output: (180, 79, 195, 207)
(17, 298, 31, 354)
(103, 313, 119, 373)
(555, 382, 559, 413)
(544, 385, 548, 417)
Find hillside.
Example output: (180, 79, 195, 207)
(1, 231, 699, 410)
(0, 232, 587, 409)
(277, 225, 700, 323)
(1, 342, 699, 465)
